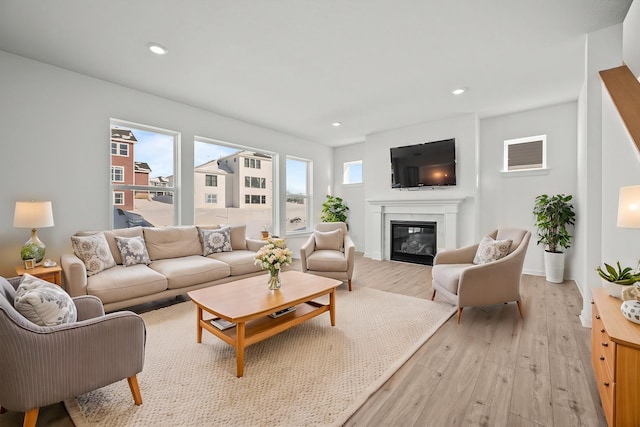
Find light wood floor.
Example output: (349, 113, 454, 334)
(0, 254, 605, 427)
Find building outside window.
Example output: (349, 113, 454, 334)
(205, 174, 217, 187)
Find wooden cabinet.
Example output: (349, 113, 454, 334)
(592, 288, 640, 427)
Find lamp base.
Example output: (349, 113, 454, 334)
(20, 229, 46, 264)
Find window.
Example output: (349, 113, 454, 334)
(504, 135, 546, 171)
(286, 157, 311, 233)
(110, 120, 178, 229)
(205, 175, 217, 187)
(343, 160, 363, 184)
(245, 176, 266, 188)
(205, 194, 217, 204)
(244, 158, 261, 169)
(111, 166, 124, 182)
(113, 191, 124, 205)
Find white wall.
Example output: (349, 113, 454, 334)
(624, 0, 640, 78)
(332, 142, 366, 250)
(0, 51, 332, 277)
(479, 102, 578, 276)
(362, 114, 479, 257)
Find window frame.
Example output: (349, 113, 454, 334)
(113, 191, 125, 205)
(503, 134, 547, 172)
(111, 166, 124, 182)
(286, 156, 312, 235)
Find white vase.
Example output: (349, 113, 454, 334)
(544, 251, 565, 284)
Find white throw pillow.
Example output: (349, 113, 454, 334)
(199, 226, 232, 256)
(472, 236, 512, 265)
(14, 274, 77, 326)
(114, 235, 152, 267)
(314, 229, 343, 251)
(71, 232, 117, 276)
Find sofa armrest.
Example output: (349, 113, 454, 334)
(61, 253, 88, 297)
(299, 234, 316, 272)
(246, 238, 266, 252)
(433, 244, 478, 265)
(73, 295, 105, 321)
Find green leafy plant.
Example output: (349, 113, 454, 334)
(321, 195, 349, 224)
(596, 261, 640, 285)
(532, 194, 576, 253)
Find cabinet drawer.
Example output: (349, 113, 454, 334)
(593, 350, 615, 427)
(592, 305, 616, 381)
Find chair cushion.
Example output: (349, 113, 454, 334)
(114, 235, 152, 267)
(71, 232, 116, 276)
(208, 250, 263, 275)
(149, 256, 230, 289)
(307, 250, 348, 272)
(14, 274, 77, 326)
(87, 265, 168, 304)
(472, 236, 512, 264)
(198, 226, 232, 255)
(432, 264, 473, 295)
(314, 229, 343, 251)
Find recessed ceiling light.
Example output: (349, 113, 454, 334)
(451, 88, 466, 96)
(332, 122, 342, 127)
(147, 43, 168, 55)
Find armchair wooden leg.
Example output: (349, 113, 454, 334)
(431, 289, 436, 301)
(128, 375, 143, 406)
(348, 279, 352, 291)
(516, 300, 524, 319)
(457, 307, 463, 324)
(23, 408, 38, 427)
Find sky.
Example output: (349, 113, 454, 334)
(127, 129, 307, 194)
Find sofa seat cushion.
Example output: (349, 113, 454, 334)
(87, 265, 168, 304)
(208, 250, 263, 276)
(149, 256, 230, 289)
(432, 263, 473, 295)
(307, 250, 348, 272)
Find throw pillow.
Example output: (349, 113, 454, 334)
(71, 232, 116, 276)
(199, 226, 232, 256)
(314, 229, 343, 251)
(473, 236, 513, 265)
(14, 274, 77, 326)
(114, 235, 152, 267)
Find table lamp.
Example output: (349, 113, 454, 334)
(617, 185, 640, 229)
(13, 201, 55, 267)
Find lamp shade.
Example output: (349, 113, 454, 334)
(13, 201, 55, 229)
(617, 186, 640, 229)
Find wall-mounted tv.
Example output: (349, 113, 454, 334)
(390, 138, 456, 188)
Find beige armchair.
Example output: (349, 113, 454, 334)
(300, 222, 355, 291)
(431, 228, 531, 323)
(0, 276, 145, 427)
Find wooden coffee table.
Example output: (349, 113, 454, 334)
(187, 270, 341, 377)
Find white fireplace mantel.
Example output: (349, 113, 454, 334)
(367, 198, 466, 261)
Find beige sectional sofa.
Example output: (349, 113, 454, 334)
(61, 225, 266, 312)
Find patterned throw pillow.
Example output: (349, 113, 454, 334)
(71, 232, 116, 276)
(472, 236, 513, 265)
(14, 274, 77, 326)
(199, 226, 232, 256)
(114, 235, 152, 267)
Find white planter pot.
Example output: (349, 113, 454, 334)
(603, 279, 628, 299)
(544, 251, 565, 284)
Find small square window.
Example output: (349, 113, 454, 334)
(504, 135, 546, 171)
(343, 160, 363, 184)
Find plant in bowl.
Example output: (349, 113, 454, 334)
(596, 261, 640, 299)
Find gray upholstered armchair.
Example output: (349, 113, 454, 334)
(431, 228, 531, 323)
(0, 276, 145, 427)
(300, 222, 355, 291)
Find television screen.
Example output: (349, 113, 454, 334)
(390, 138, 456, 188)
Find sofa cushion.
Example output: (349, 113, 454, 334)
(149, 256, 230, 289)
(314, 229, 343, 251)
(71, 232, 116, 276)
(229, 225, 247, 250)
(115, 235, 152, 267)
(472, 236, 512, 265)
(14, 274, 77, 326)
(199, 226, 232, 255)
(208, 250, 263, 276)
(104, 227, 144, 264)
(87, 265, 168, 304)
(143, 226, 202, 260)
(432, 264, 473, 295)
(306, 250, 348, 272)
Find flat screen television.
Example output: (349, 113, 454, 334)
(390, 138, 456, 188)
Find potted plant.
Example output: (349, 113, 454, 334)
(596, 261, 640, 299)
(533, 193, 576, 283)
(321, 195, 349, 225)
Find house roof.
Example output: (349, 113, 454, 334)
(135, 162, 151, 173)
(111, 128, 137, 144)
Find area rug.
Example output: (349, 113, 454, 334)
(65, 287, 455, 426)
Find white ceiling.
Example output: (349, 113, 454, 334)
(0, 0, 632, 146)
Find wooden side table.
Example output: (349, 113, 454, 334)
(15, 265, 62, 286)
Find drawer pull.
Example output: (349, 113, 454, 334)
(600, 356, 605, 361)
(596, 315, 601, 319)
(603, 381, 610, 387)
(600, 329, 605, 333)
(602, 342, 608, 347)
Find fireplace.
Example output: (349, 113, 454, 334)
(390, 221, 437, 265)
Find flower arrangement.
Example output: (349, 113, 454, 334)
(321, 195, 349, 224)
(254, 238, 293, 275)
